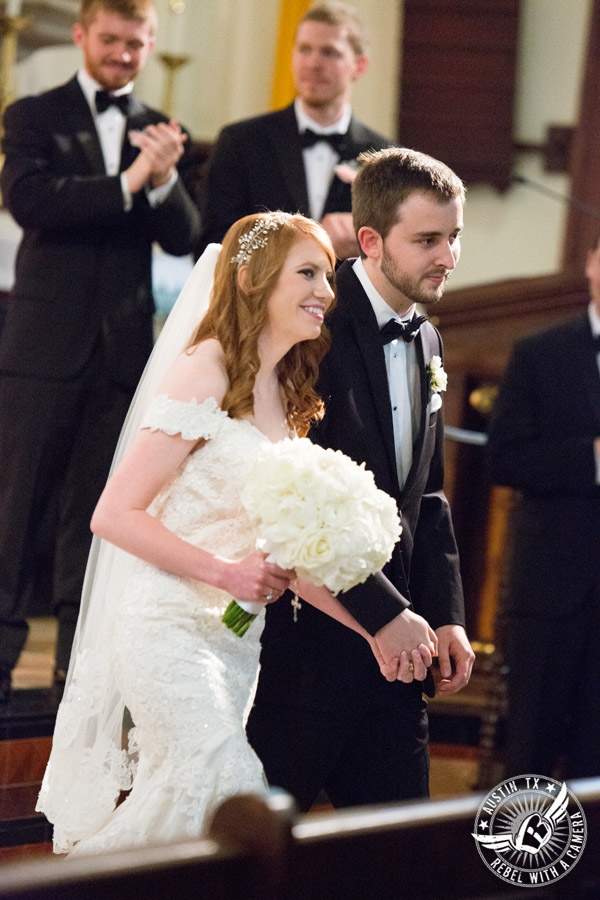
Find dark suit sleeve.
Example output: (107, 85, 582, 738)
(1, 96, 127, 229)
(336, 571, 410, 636)
(198, 124, 252, 252)
(408, 403, 465, 630)
(487, 335, 597, 493)
(144, 161, 201, 256)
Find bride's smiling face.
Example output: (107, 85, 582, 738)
(264, 237, 335, 346)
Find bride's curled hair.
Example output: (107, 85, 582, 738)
(189, 212, 336, 437)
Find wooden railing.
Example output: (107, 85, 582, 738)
(1, 781, 598, 900)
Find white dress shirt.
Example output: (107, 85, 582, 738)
(353, 258, 422, 489)
(294, 98, 351, 222)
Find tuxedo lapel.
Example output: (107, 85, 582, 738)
(270, 105, 310, 214)
(62, 77, 106, 174)
(400, 323, 443, 499)
(322, 117, 363, 216)
(322, 117, 389, 216)
(399, 335, 428, 499)
(337, 263, 400, 495)
(120, 94, 148, 170)
(323, 168, 348, 217)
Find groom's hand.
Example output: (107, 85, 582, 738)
(374, 609, 437, 681)
(434, 624, 474, 694)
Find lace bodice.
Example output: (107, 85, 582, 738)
(142, 394, 271, 580)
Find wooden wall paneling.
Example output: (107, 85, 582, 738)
(399, 0, 520, 190)
(564, 0, 600, 271)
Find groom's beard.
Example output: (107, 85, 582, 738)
(381, 246, 449, 308)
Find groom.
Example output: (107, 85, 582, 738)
(247, 147, 474, 810)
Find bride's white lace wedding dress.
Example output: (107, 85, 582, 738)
(39, 395, 272, 855)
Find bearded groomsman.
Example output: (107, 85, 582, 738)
(0, 0, 200, 702)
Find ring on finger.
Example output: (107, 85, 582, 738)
(408, 661, 415, 674)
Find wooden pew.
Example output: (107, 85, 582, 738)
(0, 780, 598, 900)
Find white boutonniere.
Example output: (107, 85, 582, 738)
(427, 356, 447, 411)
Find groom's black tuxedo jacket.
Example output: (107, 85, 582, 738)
(488, 313, 600, 619)
(197, 103, 390, 252)
(0, 76, 200, 389)
(254, 261, 465, 711)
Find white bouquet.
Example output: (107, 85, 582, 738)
(222, 438, 402, 636)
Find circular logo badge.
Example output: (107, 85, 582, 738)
(472, 775, 587, 887)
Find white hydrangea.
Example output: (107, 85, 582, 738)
(241, 438, 401, 594)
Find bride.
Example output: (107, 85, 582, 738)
(36, 212, 401, 855)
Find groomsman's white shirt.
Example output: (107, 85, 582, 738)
(295, 98, 352, 222)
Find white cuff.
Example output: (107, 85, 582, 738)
(120, 172, 133, 212)
(146, 170, 178, 207)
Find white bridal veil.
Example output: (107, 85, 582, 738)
(36, 244, 222, 852)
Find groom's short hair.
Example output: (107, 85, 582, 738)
(352, 147, 465, 245)
(79, 0, 157, 31)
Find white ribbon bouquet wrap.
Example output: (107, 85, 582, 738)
(222, 437, 402, 635)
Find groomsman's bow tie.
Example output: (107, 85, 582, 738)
(380, 315, 429, 345)
(95, 90, 131, 115)
(299, 129, 347, 152)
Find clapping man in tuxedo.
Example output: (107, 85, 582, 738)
(0, 0, 200, 702)
(198, 1, 390, 259)
(247, 147, 474, 811)
(487, 234, 600, 779)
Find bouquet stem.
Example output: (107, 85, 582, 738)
(222, 600, 257, 637)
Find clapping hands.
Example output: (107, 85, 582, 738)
(126, 119, 187, 192)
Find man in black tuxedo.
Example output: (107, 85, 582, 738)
(247, 148, 474, 810)
(198, 2, 390, 260)
(487, 238, 600, 779)
(0, 0, 200, 702)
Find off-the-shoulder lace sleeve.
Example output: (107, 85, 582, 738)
(141, 395, 229, 441)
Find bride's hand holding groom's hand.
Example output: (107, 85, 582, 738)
(374, 609, 438, 683)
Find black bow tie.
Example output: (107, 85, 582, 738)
(299, 128, 347, 153)
(380, 315, 428, 345)
(95, 90, 131, 115)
